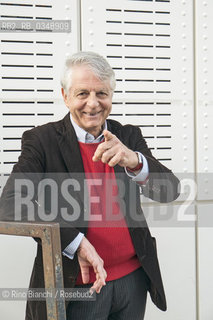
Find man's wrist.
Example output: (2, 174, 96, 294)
(127, 152, 143, 172)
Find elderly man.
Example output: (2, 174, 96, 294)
(0, 51, 179, 320)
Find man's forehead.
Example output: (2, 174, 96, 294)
(71, 77, 111, 90)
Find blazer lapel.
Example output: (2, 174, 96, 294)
(55, 113, 85, 175)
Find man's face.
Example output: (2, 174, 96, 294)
(62, 65, 113, 138)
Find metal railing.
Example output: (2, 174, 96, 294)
(0, 221, 66, 320)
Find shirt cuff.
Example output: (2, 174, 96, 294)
(125, 152, 149, 183)
(62, 232, 84, 260)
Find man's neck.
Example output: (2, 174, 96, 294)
(69, 114, 107, 143)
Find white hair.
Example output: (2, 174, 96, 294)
(60, 51, 116, 95)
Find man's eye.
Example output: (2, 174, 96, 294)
(78, 92, 87, 97)
(98, 92, 107, 96)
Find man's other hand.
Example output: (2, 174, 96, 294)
(77, 237, 107, 294)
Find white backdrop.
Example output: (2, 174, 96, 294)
(0, 0, 212, 319)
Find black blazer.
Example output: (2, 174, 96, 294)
(0, 113, 179, 320)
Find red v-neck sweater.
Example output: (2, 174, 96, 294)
(76, 141, 141, 284)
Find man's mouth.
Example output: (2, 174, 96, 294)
(83, 111, 101, 117)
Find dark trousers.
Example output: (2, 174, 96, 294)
(66, 267, 148, 320)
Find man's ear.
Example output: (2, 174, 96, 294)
(61, 87, 69, 107)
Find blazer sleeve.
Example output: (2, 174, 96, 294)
(0, 129, 81, 250)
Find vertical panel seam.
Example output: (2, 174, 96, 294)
(193, 0, 199, 319)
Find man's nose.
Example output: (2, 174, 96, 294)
(87, 93, 99, 108)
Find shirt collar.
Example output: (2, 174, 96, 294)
(69, 113, 107, 143)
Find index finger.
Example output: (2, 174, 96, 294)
(103, 130, 114, 141)
(92, 130, 115, 162)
